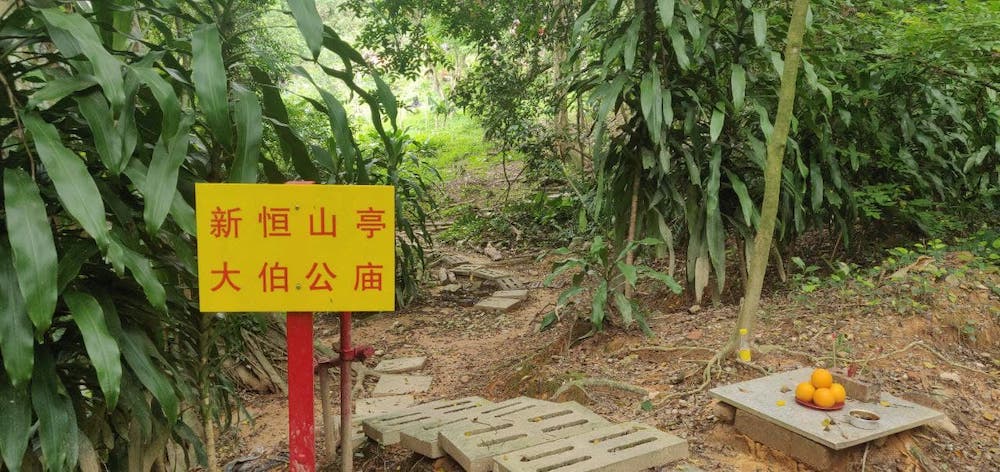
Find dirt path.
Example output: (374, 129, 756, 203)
(228, 244, 1000, 472)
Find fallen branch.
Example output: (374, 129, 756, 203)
(620, 345, 715, 357)
(552, 377, 648, 399)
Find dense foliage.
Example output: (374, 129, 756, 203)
(565, 0, 999, 306)
(0, 0, 427, 469)
(346, 0, 998, 329)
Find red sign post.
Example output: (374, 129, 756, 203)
(195, 184, 394, 472)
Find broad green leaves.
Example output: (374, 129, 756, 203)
(0, 243, 33, 387)
(143, 114, 193, 233)
(731, 64, 746, 111)
(192, 24, 232, 148)
(657, 0, 675, 28)
(753, 9, 767, 47)
(32, 348, 79, 472)
(22, 113, 111, 250)
(0, 370, 31, 472)
(119, 329, 179, 423)
(288, 0, 324, 59)
(231, 85, 263, 183)
(64, 292, 122, 410)
(39, 8, 125, 111)
(3, 168, 57, 334)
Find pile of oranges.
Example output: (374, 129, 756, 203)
(795, 368, 846, 408)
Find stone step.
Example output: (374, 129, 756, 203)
(492, 289, 528, 300)
(362, 396, 492, 445)
(371, 374, 432, 397)
(492, 422, 689, 472)
(374, 356, 428, 374)
(474, 297, 521, 313)
(398, 397, 553, 459)
(439, 401, 611, 472)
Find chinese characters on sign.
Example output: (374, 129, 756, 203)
(196, 184, 395, 312)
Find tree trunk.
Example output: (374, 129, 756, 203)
(730, 0, 811, 349)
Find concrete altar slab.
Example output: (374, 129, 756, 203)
(709, 367, 945, 450)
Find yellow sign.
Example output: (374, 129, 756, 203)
(195, 184, 394, 312)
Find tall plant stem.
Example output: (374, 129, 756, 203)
(199, 314, 219, 472)
(729, 0, 811, 351)
(624, 170, 641, 299)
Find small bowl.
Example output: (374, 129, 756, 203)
(848, 409, 881, 430)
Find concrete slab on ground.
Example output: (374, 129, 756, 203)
(492, 289, 528, 300)
(734, 409, 856, 471)
(398, 397, 552, 458)
(492, 422, 689, 472)
(374, 357, 427, 374)
(709, 367, 945, 450)
(362, 396, 491, 445)
(474, 297, 521, 312)
(439, 401, 611, 472)
(372, 374, 433, 397)
(355, 395, 416, 416)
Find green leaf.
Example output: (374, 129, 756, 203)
(617, 261, 638, 288)
(710, 103, 725, 143)
(539, 312, 558, 331)
(249, 66, 318, 181)
(639, 266, 683, 293)
(623, 18, 639, 71)
(668, 25, 690, 70)
(191, 24, 232, 148)
(230, 84, 263, 183)
(0, 370, 30, 472)
(32, 347, 79, 472)
(752, 9, 766, 47)
(557, 285, 585, 306)
(294, 67, 357, 172)
(130, 66, 181, 142)
(56, 241, 98, 294)
(143, 113, 193, 233)
(613, 291, 634, 326)
(705, 146, 726, 293)
(288, 0, 323, 59)
(809, 161, 824, 211)
(122, 161, 196, 236)
(657, 0, 675, 28)
(110, 239, 166, 312)
(725, 169, 755, 227)
(591, 280, 608, 329)
(372, 72, 397, 128)
(76, 91, 124, 174)
(640, 399, 653, 411)
(0, 243, 33, 387)
(64, 291, 122, 410)
(39, 8, 125, 112)
(769, 51, 784, 77)
(119, 328, 179, 423)
(3, 168, 57, 334)
(731, 64, 746, 111)
(25, 75, 98, 109)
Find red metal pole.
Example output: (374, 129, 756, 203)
(339, 312, 353, 472)
(287, 312, 315, 471)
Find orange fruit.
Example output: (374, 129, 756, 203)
(813, 388, 836, 408)
(811, 368, 833, 389)
(830, 383, 847, 404)
(795, 382, 816, 402)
